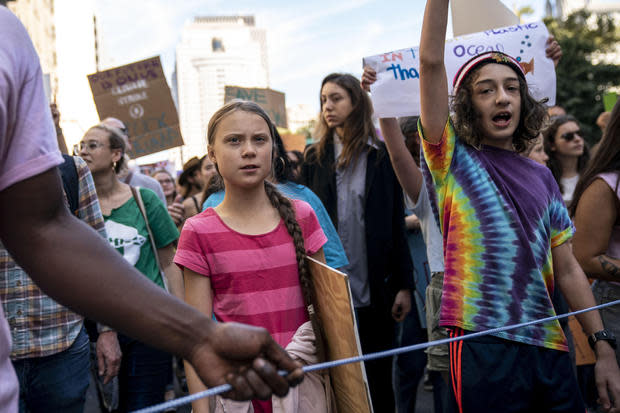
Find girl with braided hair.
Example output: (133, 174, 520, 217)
(174, 101, 328, 413)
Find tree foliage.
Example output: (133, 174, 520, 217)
(544, 10, 620, 144)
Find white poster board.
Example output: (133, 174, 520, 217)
(451, 0, 519, 37)
(362, 21, 555, 118)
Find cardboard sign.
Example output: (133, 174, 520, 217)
(281, 133, 307, 153)
(307, 257, 373, 413)
(87, 56, 184, 158)
(451, 0, 519, 37)
(224, 86, 288, 128)
(363, 21, 555, 118)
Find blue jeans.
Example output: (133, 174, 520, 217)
(13, 325, 90, 413)
(117, 334, 172, 411)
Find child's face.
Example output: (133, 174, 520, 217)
(470, 64, 522, 148)
(321, 82, 353, 130)
(209, 111, 273, 189)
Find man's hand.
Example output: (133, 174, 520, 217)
(96, 331, 122, 384)
(545, 35, 562, 68)
(361, 66, 377, 92)
(188, 322, 303, 401)
(168, 195, 185, 226)
(391, 289, 412, 322)
(595, 341, 620, 412)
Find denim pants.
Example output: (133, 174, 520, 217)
(13, 325, 90, 413)
(117, 334, 172, 412)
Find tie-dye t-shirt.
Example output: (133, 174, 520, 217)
(420, 120, 573, 351)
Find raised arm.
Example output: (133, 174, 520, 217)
(361, 67, 424, 203)
(419, 0, 450, 143)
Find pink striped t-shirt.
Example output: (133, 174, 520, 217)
(174, 199, 327, 348)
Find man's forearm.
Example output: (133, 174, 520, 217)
(0, 169, 212, 360)
(557, 267, 604, 336)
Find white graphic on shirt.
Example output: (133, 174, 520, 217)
(105, 220, 146, 266)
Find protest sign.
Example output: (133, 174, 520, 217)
(451, 0, 519, 37)
(88, 56, 183, 158)
(224, 86, 288, 128)
(307, 257, 373, 413)
(363, 21, 555, 118)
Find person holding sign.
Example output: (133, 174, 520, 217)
(300, 73, 414, 411)
(175, 101, 329, 413)
(418, 0, 620, 412)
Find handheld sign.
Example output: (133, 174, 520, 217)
(363, 21, 555, 118)
(224, 86, 288, 128)
(307, 257, 373, 413)
(87, 56, 184, 158)
(451, 0, 519, 37)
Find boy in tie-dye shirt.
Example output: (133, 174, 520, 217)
(418, 1, 620, 412)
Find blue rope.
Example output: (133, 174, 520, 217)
(132, 299, 620, 413)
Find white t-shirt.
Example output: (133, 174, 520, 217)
(561, 174, 579, 204)
(406, 179, 445, 273)
(0, 7, 64, 411)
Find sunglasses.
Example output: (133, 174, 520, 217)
(560, 130, 583, 142)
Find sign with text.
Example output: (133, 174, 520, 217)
(87, 56, 184, 158)
(224, 86, 288, 128)
(363, 21, 555, 118)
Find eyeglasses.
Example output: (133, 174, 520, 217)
(157, 178, 174, 185)
(560, 130, 583, 142)
(73, 141, 108, 154)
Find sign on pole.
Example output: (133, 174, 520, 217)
(87, 56, 184, 158)
(224, 86, 288, 128)
(363, 21, 555, 118)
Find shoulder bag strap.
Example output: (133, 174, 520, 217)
(130, 186, 169, 292)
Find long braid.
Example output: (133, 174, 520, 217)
(264, 181, 326, 362)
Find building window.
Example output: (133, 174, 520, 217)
(212, 37, 225, 52)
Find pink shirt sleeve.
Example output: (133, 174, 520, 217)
(293, 199, 327, 256)
(0, 9, 62, 192)
(174, 219, 212, 277)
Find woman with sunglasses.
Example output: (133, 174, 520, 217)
(544, 115, 590, 204)
(77, 123, 183, 411)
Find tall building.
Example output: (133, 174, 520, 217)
(174, 15, 269, 162)
(8, 0, 58, 101)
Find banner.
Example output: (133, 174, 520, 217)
(451, 0, 519, 37)
(224, 86, 288, 128)
(363, 21, 555, 118)
(88, 56, 184, 158)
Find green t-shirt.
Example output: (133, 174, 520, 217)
(104, 187, 179, 288)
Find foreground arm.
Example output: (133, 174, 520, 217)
(0, 168, 302, 400)
(419, 0, 450, 143)
(553, 242, 620, 412)
(573, 179, 620, 281)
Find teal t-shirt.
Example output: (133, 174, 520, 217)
(104, 188, 179, 288)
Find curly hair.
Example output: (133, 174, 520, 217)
(451, 64, 548, 153)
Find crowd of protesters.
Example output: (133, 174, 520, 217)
(1, 1, 620, 413)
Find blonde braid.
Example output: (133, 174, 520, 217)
(264, 181, 326, 361)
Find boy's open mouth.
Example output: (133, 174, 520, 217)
(492, 112, 512, 127)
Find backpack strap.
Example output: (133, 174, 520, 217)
(130, 186, 169, 292)
(59, 154, 79, 216)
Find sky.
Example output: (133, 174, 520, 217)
(92, 0, 613, 113)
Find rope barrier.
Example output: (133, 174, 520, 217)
(132, 298, 620, 413)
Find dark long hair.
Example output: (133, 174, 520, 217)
(308, 73, 379, 168)
(451, 64, 548, 153)
(206, 100, 325, 359)
(570, 100, 620, 216)
(543, 115, 591, 195)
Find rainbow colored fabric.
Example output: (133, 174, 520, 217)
(420, 120, 573, 351)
